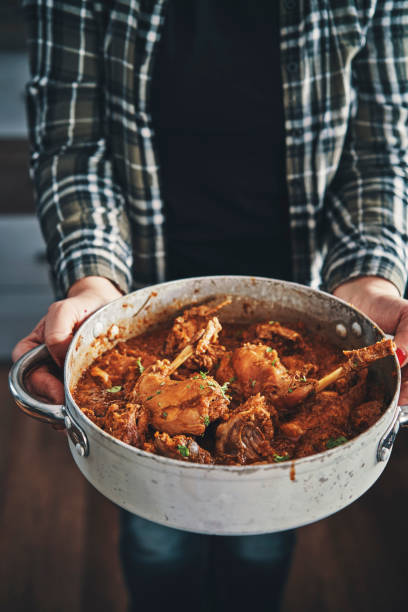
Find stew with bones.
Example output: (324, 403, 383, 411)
(73, 298, 395, 465)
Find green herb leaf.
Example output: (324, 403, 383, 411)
(203, 416, 210, 427)
(199, 371, 208, 379)
(269, 320, 275, 325)
(251, 379, 257, 388)
(107, 386, 122, 393)
(162, 411, 168, 419)
(326, 436, 348, 449)
(177, 444, 190, 457)
(287, 388, 293, 393)
(273, 454, 289, 462)
(266, 347, 273, 353)
(220, 382, 230, 398)
(192, 375, 199, 380)
(156, 390, 161, 395)
(229, 376, 236, 383)
(136, 358, 144, 374)
(146, 395, 154, 401)
(271, 358, 277, 366)
(200, 384, 205, 390)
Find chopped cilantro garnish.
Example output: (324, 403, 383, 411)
(156, 390, 161, 395)
(271, 358, 277, 366)
(200, 384, 205, 390)
(187, 384, 191, 389)
(207, 380, 216, 388)
(251, 379, 257, 388)
(192, 375, 199, 380)
(273, 454, 289, 462)
(326, 436, 347, 449)
(266, 347, 273, 353)
(287, 388, 293, 393)
(269, 320, 276, 325)
(107, 385, 122, 393)
(136, 358, 144, 374)
(220, 382, 230, 398)
(177, 444, 190, 457)
(199, 371, 208, 379)
(162, 411, 168, 419)
(146, 395, 154, 401)
(203, 416, 210, 427)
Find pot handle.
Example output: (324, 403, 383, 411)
(9, 344, 65, 425)
(400, 406, 408, 428)
(377, 405, 408, 462)
(8, 344, 89, 456)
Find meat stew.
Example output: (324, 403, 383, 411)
(72, 299, 394, 465)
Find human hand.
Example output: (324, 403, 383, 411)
(12, 276, 123, 404)
(333, 276, 408, 405)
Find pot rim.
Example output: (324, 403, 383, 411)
(64, 275, 401, 472)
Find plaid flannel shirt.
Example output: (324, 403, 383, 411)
(23, 0, 408, 298)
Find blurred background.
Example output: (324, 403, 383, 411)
(0, 0, 53, 359)
(0, 2, 408, 611)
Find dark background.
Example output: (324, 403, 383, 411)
(1, 2, 408, 610)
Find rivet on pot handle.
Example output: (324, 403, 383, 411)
(9, 344, 89, 457)
(377, 406, 408, 462)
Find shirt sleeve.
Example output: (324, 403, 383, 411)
(23, 0, 133, 298)
(321, 1, 408, 296)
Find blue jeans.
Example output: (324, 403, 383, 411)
(120, 510, 295, 612)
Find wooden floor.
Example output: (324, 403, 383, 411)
(1, 362, 408, 612)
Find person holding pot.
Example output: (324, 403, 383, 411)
(13, 1, 408, 611)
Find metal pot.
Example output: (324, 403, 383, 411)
(9, 276, 408, 535)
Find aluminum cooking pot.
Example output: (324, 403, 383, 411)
(9, 276, 408, 535)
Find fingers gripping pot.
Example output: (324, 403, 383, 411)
(9, 277, 407, 535)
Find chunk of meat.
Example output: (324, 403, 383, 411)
(243, 321, 304, 354)
(154, 432, 214, 464)
(343, 338, 395, 371)
(103, 402, 148, 447)
(281, 355, 318, 379)
(280, 391, 346, 441)
(164, 298, 231, 370)
(280, 372, 369, 457)
(279, 350, 372, 409)
(215, 394, 275, 465)
(231, 343, 292, 398)
(90, 366, 111, 388)
(280, 391, 350, 457)
(216, 352, 236, 387)
(134, 361, 229, 436)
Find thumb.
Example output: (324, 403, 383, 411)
(44, 299, 83, 367)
